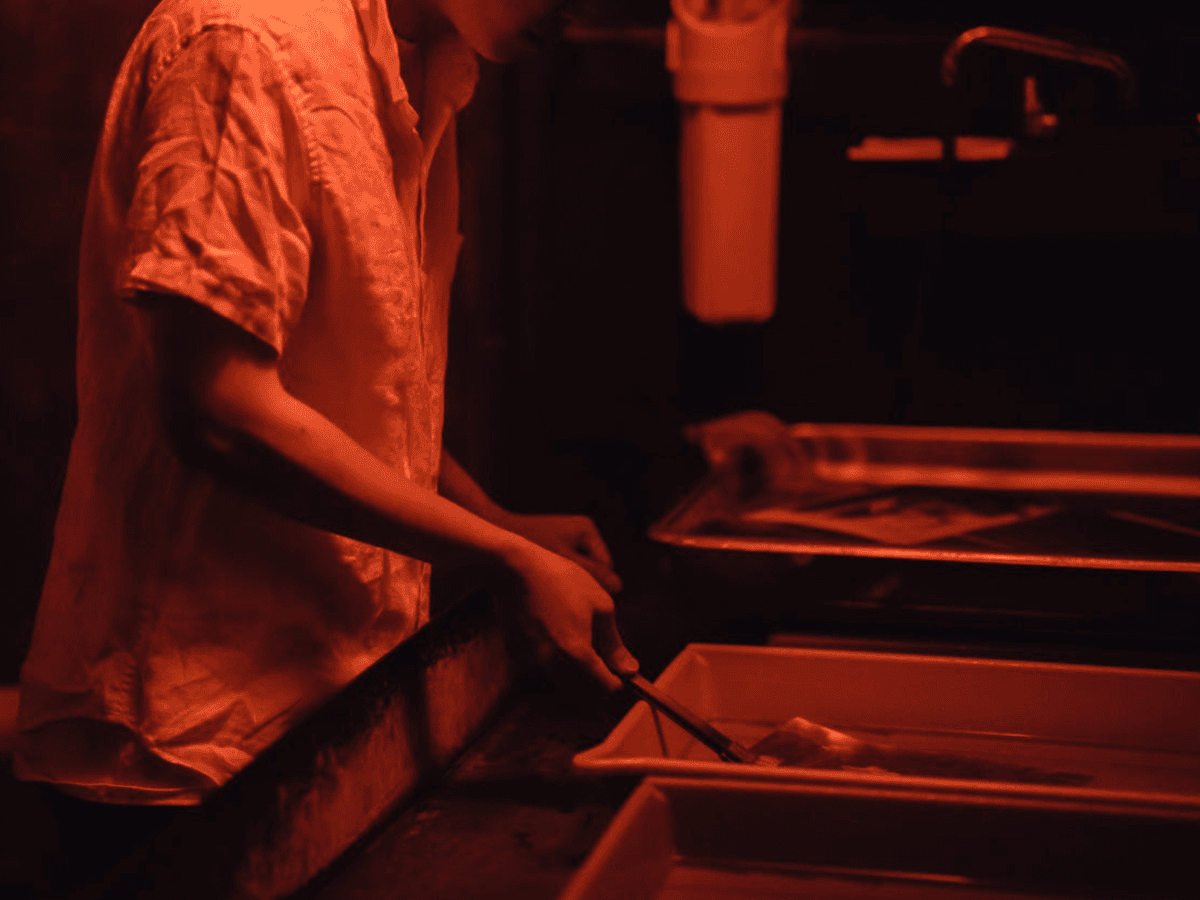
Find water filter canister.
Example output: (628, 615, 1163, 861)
(667, 0, 791, 324)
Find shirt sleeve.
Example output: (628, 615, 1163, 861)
(120, 25, 313, 356)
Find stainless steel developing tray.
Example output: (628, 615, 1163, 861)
(559, 776, 1200, 900)
(650, 423, 1200, 571)
(573, 644, 1200, 808)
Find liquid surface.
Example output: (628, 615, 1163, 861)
(688, 720, 1200, 796)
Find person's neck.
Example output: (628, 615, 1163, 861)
(385, 0, 429, 43)
(385, 0, 455, 45)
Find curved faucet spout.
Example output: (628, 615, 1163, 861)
(941, 26, 1136, 110)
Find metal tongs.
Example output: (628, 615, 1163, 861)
(623, 672, 758, 764)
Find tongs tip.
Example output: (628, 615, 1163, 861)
(623, 672, 759, 765)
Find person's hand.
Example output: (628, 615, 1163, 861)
(504, 544, 638, 692)
(683, 410, 813, 499)
(498, 512, 622, 594)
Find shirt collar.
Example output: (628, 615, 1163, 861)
(352, 0, 478, 140)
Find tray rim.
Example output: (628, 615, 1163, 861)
(787, 422, 1200, 448)
(662, 642, 1200, 681)
(647, 525, 1200, 572)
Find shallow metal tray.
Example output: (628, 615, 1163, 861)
(574, 644, 1200, 808)
(559, 776, 1200, 900)
(651, 423, 1200, 571)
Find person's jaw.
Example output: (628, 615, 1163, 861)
(390, 0, 568, 63)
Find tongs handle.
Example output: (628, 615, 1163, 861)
(623, 672, 757, 764)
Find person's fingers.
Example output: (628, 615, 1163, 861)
(594, 609, 639, 677)
(574, 519, 614, 568)
(578, 645, 624, 692)
(566, 551, 622, 594)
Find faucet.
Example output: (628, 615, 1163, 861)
(941, 26, 1137, 114)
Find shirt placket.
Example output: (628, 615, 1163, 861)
(354, 0, 430, 357)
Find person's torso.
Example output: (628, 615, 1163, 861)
(14, 0, 478, 804)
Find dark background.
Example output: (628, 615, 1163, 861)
(4, 0, 1200, 681)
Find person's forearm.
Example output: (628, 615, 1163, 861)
(185, 376, 537, 577)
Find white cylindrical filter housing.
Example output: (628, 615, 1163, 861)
(667, 0, 790, 324)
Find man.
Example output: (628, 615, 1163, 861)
(16, 0, 637, 824)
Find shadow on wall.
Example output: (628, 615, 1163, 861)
(0, 0, 161, 681)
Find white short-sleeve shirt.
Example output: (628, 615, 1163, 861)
(15, 0, 478, 804)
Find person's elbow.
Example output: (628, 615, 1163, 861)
(158, 375, 260, 476)
(145, 293, 281, 477)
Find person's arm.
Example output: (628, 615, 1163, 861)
(145, 292, 637, 689)
(437, 450, 622, 594)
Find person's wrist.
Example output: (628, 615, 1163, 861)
(491, 528, 546, 586)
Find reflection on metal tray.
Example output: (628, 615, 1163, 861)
(559, 777, 1200, 900)
(651, 423, 1200, 571)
